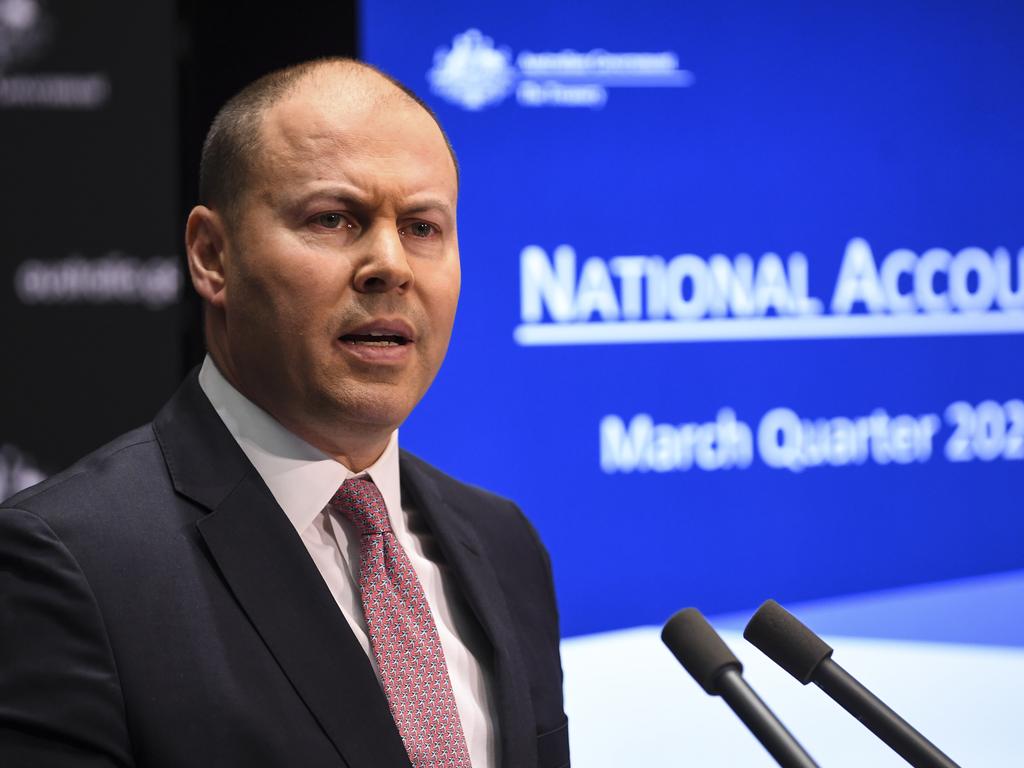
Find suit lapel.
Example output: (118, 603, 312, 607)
(400, 454, 537, 768)
(154, 373, 411, 768)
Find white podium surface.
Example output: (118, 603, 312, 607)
(562, 626, 1024, 766)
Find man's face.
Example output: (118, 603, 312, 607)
(212, 75, 460, 456)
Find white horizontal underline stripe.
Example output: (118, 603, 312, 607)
(513, 313, 1024, 345)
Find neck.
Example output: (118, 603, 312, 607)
(287, 423, 391, 473)
(205, 345, 393, 474)
(242, 391, 393, 474)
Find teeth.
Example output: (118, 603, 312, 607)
(355, 339, 398, 346)
(341, 335, 402, 347)
(340, 330, 408, 347)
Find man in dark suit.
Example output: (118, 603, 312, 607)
(0, 59, 569, 767)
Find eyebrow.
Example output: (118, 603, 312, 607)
(293, 186, 454, 220)
(293, 185, 370, 210)
(402, 199, 455, 219)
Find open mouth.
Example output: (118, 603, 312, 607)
(339, 332, 410, 347)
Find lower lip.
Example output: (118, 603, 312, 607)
(334, 338, 414, 364)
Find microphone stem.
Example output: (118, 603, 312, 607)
(716, 668, 820, 768)
(814, 658, 960, 768)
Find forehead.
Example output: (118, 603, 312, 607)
(253, 74, 457, 204)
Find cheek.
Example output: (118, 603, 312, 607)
(234, 249, 346, 330)
(418, 261, 461, 327)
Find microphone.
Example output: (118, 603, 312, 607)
(744, 599, 961, 768)
(662, 608, 820, 768)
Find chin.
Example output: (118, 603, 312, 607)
(322, 388, 419, 434)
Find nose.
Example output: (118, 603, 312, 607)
(352, 224, 414, 294)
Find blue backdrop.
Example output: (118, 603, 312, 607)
(362, 1, 1024, 639)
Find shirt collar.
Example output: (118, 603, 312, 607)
(197, 355, 403, 534)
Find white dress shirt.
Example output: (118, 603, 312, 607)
(198, 357, 498, 767)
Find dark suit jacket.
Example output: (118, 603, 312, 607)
(0, 372, 569, 768)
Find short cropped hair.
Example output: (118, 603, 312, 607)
(198, 57, 458, 223)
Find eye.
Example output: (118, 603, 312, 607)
(401, 221, 438, 239)
(314, 212, 351, 230)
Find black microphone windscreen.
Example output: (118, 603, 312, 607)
(744, 600, 833, 684)
(661, 607, 742, 696)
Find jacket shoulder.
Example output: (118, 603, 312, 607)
(398, 448, 551, 564)
(2, 423, 167, 527)
(398, 448, 530, 527)
(399, 448, 512, 504)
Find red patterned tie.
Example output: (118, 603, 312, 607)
(330, 477, 473, 768)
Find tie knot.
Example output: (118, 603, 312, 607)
(330, 477, 391, 536)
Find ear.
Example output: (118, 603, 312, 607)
(185, 205, 230, 308)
